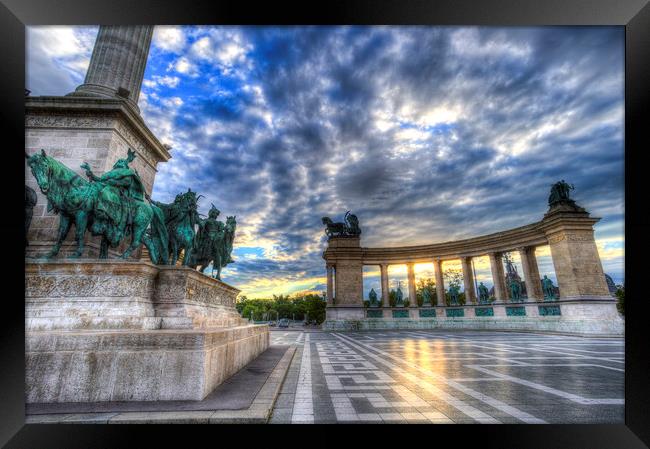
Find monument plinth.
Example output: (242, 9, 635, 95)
(25, 260, 269, 403)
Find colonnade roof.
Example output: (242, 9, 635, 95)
(324, 208, 600, 265)
(360, 220, 550, 264)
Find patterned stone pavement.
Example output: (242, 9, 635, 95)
(268, 329, 624, 424)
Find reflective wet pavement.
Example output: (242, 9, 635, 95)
(268, 329, 624, 424)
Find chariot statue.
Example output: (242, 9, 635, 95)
(548, 179, 575, 206)
(321, 211, 361, 238)
(26, 148, 169, 263)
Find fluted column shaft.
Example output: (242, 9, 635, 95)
(380, 264, 389, 307)
(519, 247, 543, 301)
(73, 25, 154, 112)
(461, 257, 477, 303)
(489, 252, 507, 302)
(407, 263, 417, 307)
(433, 259, 445, 306)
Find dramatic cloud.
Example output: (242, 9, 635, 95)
(27, 26, 625, 297)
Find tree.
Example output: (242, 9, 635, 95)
(272, 294, 293, 319)
(235, 292, 326, 324)
(443, 268, 466, 306)
(388, 289, 397, 307)
(615, 285, 624, 316)
(235, 295, 248, 314)
(416, 277, 437, 306)
(302, 293, 326, 324)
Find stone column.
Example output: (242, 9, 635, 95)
(71, 26, 154, 113)
(541, 211, 611, 300)
(518, 246, 543, 301)
(326, 264, 335, 305)
(407, 262, 417, 307)
(460, 256, 477, 304)
(488, 252, 507, 302)
(433, 259, 445, 306)
(380, 264, 389, 307)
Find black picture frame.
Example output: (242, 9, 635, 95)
(2, 0, 648, 447)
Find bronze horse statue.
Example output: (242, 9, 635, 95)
(153, 189, 202, 265)
(321, 211, 361, 238)
(26, 149, 169, 263)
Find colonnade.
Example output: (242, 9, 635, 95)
(325, 246, 545, 307)
(323, 203, 613, 308)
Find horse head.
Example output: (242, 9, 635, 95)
(26, 149, 51, 194)
(322, 217, 332, 225)
(226, 216, 237, 231)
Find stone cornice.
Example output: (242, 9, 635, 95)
(25, 96, 171, 163)
(323, 209, 602, 264)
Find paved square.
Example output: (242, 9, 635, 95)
(269, 330, 624, 424)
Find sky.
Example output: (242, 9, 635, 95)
(26, 25, 625, 298)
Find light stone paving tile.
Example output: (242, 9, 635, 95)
(341, 333, 551, 423)
(271, 330, 623, 424)
(465, 365, 624, 405)
(357, 413, 382, 421)
(291, 333, 313, 423)
(332, 333, 502, 424)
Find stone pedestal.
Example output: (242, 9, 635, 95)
(324, 237, 363, 306)
(25, 96, 171, 259)
(541, 206, 611, 300)
(25, 260, 269, 404)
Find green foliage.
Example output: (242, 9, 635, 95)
(403, 299, 410, 307)
(445, 291, 466, 306)
(443, 268, 463, 289)
(238, 292, 327, 324)
(363, 300, 370, 308)
(416, 277, 437, 306)
(388, 289, 397, 307)
(615, 285, 624, 316)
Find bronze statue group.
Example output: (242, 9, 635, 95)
(26, 148, 236, 280)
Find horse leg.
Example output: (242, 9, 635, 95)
(45, 215, 72, 258)
(99, 236, 109, 259)
(120, 206, 151, 259)
(170, 239, 178, 265)
(214, 255, 222, 280)
(183, 239, 193, 266)
(141, 233, 158, 264)
(68, 211, 88, 258)
(120, 223, 144, 259)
